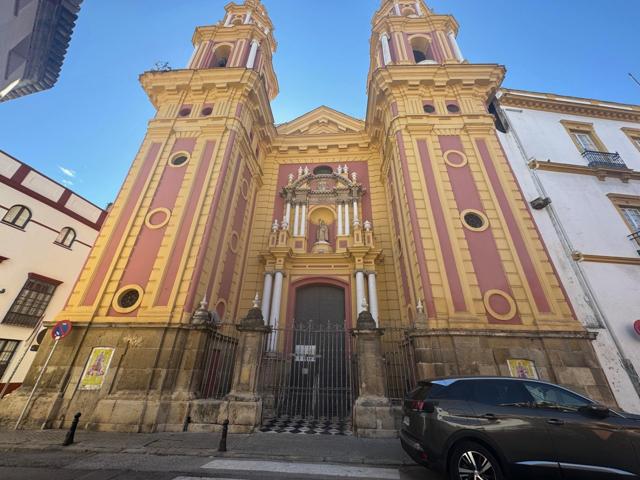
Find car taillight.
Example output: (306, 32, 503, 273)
(410, 399, 435, 413)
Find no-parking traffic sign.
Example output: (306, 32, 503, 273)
(51, 320, 72, 340)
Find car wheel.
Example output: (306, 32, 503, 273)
(448, 441, 503, 480)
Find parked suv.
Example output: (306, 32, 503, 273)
(400, 376, 640, 479)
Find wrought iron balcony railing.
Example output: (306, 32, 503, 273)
(582, 150, 627, 169)
(628, 230, 640, 244)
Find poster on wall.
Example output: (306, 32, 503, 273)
(507, 359, 539, 379)
(78, 347, 115, 390)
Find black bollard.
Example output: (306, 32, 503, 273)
(182, 415, 191, 432)
(62, 412, 81, 446)
(218, 419, 229, 452)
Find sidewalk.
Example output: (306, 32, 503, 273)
(0, 429, 414, 467)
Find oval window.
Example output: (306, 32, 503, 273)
(118, 289, 140, 309)
(464, 212, 485, 229)
(447, 104, 460, 114)
(423, 104, 436, 114)
(170, 154, 189, 166)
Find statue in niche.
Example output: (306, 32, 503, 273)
(317, 219, 329, 243)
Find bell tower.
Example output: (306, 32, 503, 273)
(2, 0, 280, 430)
(366, 1, 613, 403)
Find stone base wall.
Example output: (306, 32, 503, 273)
(412, 329, 616, 407)
(0, 324, 218, 432)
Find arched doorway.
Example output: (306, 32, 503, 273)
(294, 284, 345, 328)
(259, 282, 354, 433)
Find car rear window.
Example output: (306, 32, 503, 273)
(407, 383, 447, 400)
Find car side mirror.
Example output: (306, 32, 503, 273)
(579, 404, 610, 419)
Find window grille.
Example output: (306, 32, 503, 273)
(3, 278, 58, 327)
(0, 339, 20, 380)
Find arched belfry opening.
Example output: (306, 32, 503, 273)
(410, 36, 436, 64)
(211, 45, 231, 68)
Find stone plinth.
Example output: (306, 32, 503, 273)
(351, 310, 396, 438)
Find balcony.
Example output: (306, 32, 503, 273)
(629, 230, 640, 244)
(582, 150, 627, 170)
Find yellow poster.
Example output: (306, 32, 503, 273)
(79, 347, 114, 390)
(507, 359, 538, 379)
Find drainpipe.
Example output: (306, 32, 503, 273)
(500, 103, 640, 400)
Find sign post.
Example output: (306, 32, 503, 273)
(14, 321, 72, 430)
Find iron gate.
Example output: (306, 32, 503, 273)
(258, 322, 357, 423)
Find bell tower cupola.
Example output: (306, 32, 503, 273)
(187, 0, 278, 100)
(368, 0, 464, 82)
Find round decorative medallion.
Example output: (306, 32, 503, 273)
(483, 289, 517, 321)
(460, 209, 489, 232)
(444, 150, 468, 168)
(145, 208, 171, 229)
(113, 285, 144, 314)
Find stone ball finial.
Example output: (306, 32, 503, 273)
(417, 299, 424, 314)
(298, 166, 303, 177)
(272, 219, 279, 232)
(356, 308, 376, 330)
(288, 173, 294, 184)
(304, 166, 310, 176)
(253, 292, 261, 309)
(240, 302, 265, 328)
(364, 220, 372, 231)
(191, 298, 212, 325)
(281, 220, 289, 230)
(337, 165, 342, 174)
(343, 164, 349, 174)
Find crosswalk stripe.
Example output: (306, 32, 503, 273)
(200, 459, 401, 479)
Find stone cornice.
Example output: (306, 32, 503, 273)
(529, 159, 640, 183)
(499, 88, 640, 124)
(140, 68, 269, 110)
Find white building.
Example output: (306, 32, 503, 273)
(0, 150, 105, 396)
(497, 89, 640, 412)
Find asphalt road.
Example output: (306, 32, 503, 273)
(0, 450, 444, 480)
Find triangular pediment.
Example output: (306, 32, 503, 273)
(277, 106, 364, 136)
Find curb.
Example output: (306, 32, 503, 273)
(0, 443, 412, 467)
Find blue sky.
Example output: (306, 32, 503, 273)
(1, 0, 638, 208)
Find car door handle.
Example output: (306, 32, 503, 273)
(482, 413, 498, 421)
(547, 419, 564, 426)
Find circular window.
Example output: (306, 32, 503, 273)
(179, 107, 191, 117)
(423, 104, 436, 114)
(201, 106, 213, 116)
(461, 209, 489, 231)
(447, 104, 460, 114)
(464, 212, 484, 229)
(119, 289, 139, 309)
(313, 165, 333, 175)
(112, 285, 144, 313)
(170, 154, 189, 167)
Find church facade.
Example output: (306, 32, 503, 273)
(0, 0, 616, 433)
